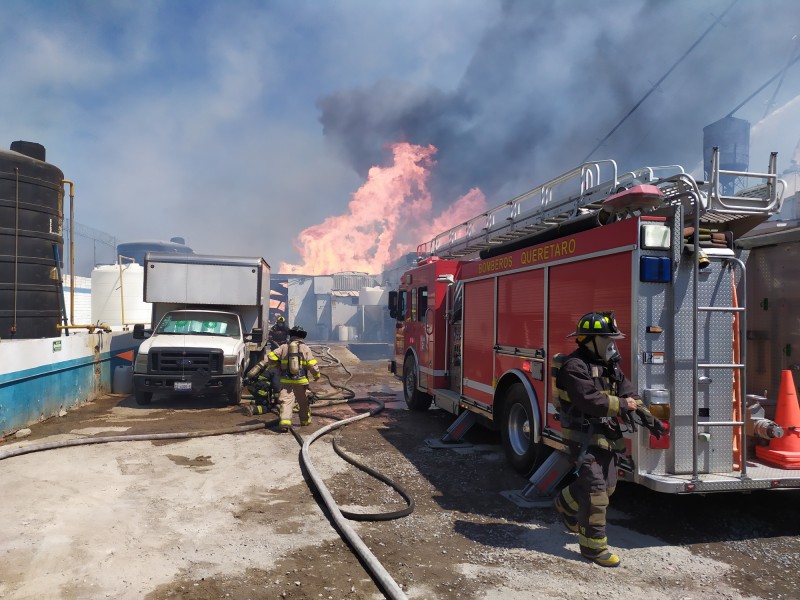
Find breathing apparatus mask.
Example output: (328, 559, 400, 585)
(592, 335, 621, 363)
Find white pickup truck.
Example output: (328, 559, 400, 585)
(132, 253, 270, 406)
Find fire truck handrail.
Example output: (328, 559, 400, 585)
(417, 149, 785, 261)
(417, 160, 621, 260)
(417, 161, 695, 260)
(706, 149, 784, 214)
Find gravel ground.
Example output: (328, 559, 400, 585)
(1, 344, 799, 599)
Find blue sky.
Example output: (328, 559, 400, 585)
(2, 0, 799, 275)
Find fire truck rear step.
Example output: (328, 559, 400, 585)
(637, 465, 800, 493)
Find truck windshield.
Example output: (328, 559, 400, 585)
(155, 312, 241, 338)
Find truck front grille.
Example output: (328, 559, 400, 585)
(150, 349, 223, 374)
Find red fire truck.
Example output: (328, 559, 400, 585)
(388, 150, 798, 494)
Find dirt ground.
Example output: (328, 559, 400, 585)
(1, 344, 799, 599)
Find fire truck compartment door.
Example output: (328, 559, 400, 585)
(462, 279, 495, 404)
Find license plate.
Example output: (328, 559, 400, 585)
(174, 381, 192, 391)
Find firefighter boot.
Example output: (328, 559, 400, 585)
(553, 491, 579, 534)
(277, 419, 292, 433)
(580, 548, 620, 568)
(244, 403, 271, 417)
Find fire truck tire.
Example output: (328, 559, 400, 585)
(403, 357, 433, 411)
(501, 383, 545, 476)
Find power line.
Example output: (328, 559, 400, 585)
(582, 0, 739, 163)
(727, 48, 800, 118)
(762, 35, 799, 119)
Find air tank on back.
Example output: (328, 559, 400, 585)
(0, 142, 65, 339)
(703, 116, 750, 195)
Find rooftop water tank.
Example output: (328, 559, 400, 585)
(703, 117, 750, 193)
(91, 263, 150, 327)
(0, 142, 65, 339)
(116, 239, 193, 265)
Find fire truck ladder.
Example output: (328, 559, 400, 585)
(417, 160, 687, 261)
(660, 150, 783, 486)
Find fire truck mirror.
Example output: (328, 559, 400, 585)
(388, 291, 398, 319)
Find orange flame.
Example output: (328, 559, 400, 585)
(279, 142, 486, 275)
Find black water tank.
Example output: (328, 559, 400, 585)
(0, 142, 65, 339)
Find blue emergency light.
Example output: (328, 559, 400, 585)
(640, 256, 671, 283)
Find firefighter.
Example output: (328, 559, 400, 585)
(268, 315, 290, 350)
(552, 311, 664, 567)
(242, 358, 281, 416)
(268, 325, 320, 431)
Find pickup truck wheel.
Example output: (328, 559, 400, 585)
(227, 374, 242, 406)
(403, 356, 432, 411)
(501, 383, 548, 477)
(135, 390, 153, 405)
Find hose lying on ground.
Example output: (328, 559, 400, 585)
(331, 433, 414, 521)
(0, 423, 269, 461)
(304, 344, 414, 519)
(292, 396, 408, 600)
(284, 344, 411, 598)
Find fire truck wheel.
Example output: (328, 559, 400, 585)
(403, 357, 433, 411)
(501, 383, 545, 476)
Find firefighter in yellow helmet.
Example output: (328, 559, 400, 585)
(553, 312, 663, 567)
(267, 325, 320, 431)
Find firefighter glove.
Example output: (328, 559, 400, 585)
(635, 407, 665, 439)
(621, 408, 637, 432)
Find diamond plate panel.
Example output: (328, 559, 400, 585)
(635, 242, 673, 475)
(672, 255, 734, 474)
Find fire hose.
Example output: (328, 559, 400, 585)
(0, 346, 413, 600)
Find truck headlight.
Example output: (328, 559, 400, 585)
(223, 355, 239, 374)
(134, 352, 149, 374)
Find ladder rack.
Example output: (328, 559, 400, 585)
(417, 149, 786, 261)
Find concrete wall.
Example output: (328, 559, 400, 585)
(0, 331, 139, 437)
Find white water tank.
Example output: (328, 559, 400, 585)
(337, 324, 357, 341)
(91, 263, 150, 327)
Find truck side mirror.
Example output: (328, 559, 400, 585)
(133, 324, 151, 339)
(388, 291, 398, 319)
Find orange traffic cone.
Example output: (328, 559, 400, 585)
(756, 370, 800, 468)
